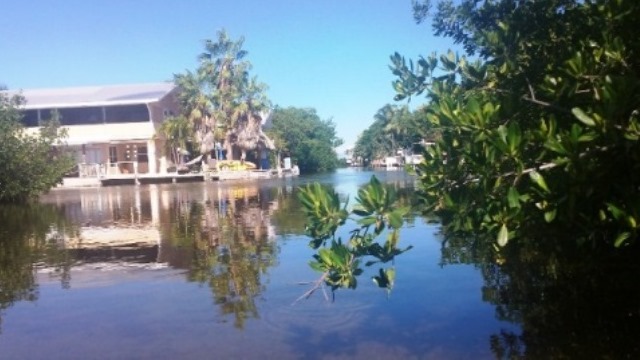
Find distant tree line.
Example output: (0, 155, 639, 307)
(266, 106, 342, 173)
(353, 104, 430, 165)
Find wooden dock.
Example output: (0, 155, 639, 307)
(59, 168, 297, 187)
(211, 169, 274, 181)
(99, 173, 206, 186)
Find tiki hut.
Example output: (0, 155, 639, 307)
(225, 111, 275, 167)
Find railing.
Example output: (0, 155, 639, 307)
(106, 161, 137, 176)
(77, 161, 151, 178)
(78, 163, 105, 178)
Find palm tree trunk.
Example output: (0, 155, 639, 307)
(225, 135, 234, 160)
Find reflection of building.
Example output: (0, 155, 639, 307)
(59, 226, 161, 264)
(41, 183, 279, 265)
(15, 83, 179, 179)
(66, 226, 161, 248)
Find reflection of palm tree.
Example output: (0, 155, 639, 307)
(165, 186, 277, 328)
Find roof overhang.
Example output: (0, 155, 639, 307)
(25, 122, 157, 145)
(22, 99, 163, 109)
(6, 82, 177, 110)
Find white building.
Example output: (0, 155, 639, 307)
(15, 82, 180, 178)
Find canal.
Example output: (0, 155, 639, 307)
(0, 168, 637, 359)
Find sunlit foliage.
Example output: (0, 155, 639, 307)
(394, 0, 640, 249)
(353, 104, 424, 166)
(296, 176, 411, 300)
(173, 30, 272, 161)
(0, 91, 74, 203)
(267, 107, 342, 173)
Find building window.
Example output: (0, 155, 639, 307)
(163, 109, 174, 118)
(22, 110, 39, 127)
(109, 146, 117, 163)
(105, 105, 150, 123)
(137, 146, 148, 162)
(57, 107, 104, 125)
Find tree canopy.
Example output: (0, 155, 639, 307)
(353, 104, 424, 165)
(266, 107, 342, 173)
(173, 30, 273, 161)
(392, 0, 640, 249)
(0, 91, 74, 203)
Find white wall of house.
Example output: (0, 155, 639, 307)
(19, 83, 181, 177)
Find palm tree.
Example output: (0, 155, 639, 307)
(159, 115, 191, 166)
(200, 30, 249, 160)
(384, 105, 413, 154)
(228, 78, 274, 161)
(373, 104, 398, 156)
(173, 71, 214, 157)
(173, 29, 274, 162)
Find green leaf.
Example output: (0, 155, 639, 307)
(627, 216, 637, 229)
(387, 210, 404, 229)
(309, 261, 325, 272)
(507, 123, 522, 154)
(352, 207, 372, 217)
(614, 232, 631, 248)
(571, 107, 596, 127)
(529, 171, 550, 193)
(357, 216, 378, 226)
(507, 187, 520, 209)
(318, 248, 334, 265)
(385, 267, 396, 283)
(607, 203, 626, 220)
(497, 223, 509, 247)
(544, 209, 557, 222)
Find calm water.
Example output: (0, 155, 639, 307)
(0, 168, 637, 359)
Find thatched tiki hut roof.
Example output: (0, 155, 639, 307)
(225, 110, 275, 160)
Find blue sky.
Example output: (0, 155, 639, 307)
(1, 0, 456, 152)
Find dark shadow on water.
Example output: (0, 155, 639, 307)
(441, 225, 640, 359)
(0, 204, 76, 332)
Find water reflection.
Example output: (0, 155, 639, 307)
(4, 169, 635, 357)
(0, 204, 75, 330)
(0, 170, 515, 360)
(440, 227, 640, 358)
(0, 173, 423, 335)
(162, 189, 277, 328)
(34, 182, 309, 329)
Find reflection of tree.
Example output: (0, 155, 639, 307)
(388, 184, 421, 227)
(269, 187, 307, 236)
(269, 181, 419, 238)
(0, 204, 73, 332)
(164, 186, 278, 328)
(441, 230, 640, 358)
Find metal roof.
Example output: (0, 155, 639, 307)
(8, 82, 177, 109)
